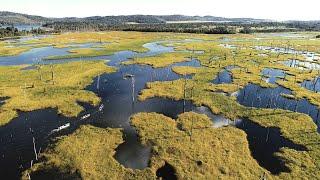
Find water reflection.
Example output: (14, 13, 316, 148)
(261, 68, 286, 84)
(282, 59, 320, 70)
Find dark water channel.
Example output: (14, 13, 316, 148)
(0, 41, 175, 66)
(237, 84, 320, 132)
(0, 97, 8, 107)
(236, 119, 307, 174)
(301, 76, 320, 92)
(0, 109, 76, 178)
(0, 41, 202, 179)
(87, 60, 200, 170)
(0, 46, 71, 65)
(0, 40, 318, 179)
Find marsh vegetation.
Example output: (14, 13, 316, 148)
(0, 31, 319, 179)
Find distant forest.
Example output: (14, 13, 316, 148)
(0, 26, 46, 38)
(43, 21, 320, 34)
(0, 11, 320, 38)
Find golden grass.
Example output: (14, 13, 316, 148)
(36, 31, 189, 60)
(2, 31, 320, 179)
(131, 112, 269, 179)
(0, 42, 32, 56)
(138, 79, 320, 178)
(122, 52, 190, 68)
(165, 35, 320, 109)
(22, 111, 320, 179)
(0, 61, 116, 126)
(23, 125, 155, 179)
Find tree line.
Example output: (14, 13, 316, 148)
(1, 20, 319, 38)
(43, 21, 320, 34)
(0, 26, 48, 38)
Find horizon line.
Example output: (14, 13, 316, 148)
(2, 10, 320, 22)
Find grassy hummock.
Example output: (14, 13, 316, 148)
(131, 112, 269, 179)
(22, 125, 155, 179)
(2, 31, 320, 179)
(0, 61, 116, 125)
(138, 78, 320, 179)
(122, 52, 190, 68)
(0, 41, 32, 57)
(23, 111, 320, 179)
(22, 113, 269, 179)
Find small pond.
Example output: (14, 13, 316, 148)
(212, 69, 233, 84)
(261, 68, 286, 84)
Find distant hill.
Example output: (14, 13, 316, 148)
(1, 11, 319, 33)
(156, 15, 269, 23)
(0, 11, 51, 25)
(0, 11, 271, 25)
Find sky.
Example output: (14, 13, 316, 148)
(1, 0, 319, 21)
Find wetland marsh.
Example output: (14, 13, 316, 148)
(0, 31, 320, 179)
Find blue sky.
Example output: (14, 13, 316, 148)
(1, 0, 319, 21)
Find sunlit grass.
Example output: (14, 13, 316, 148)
(0, 61, 116, 125)
(22, 125, 155, 179)
(122, 52, 190, 68)
(131, 112, 269, 179)
(0, 42, 32, 56)
(1, 31, 320, 179)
